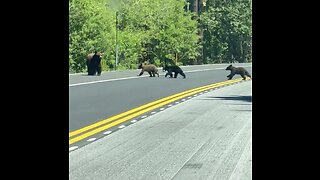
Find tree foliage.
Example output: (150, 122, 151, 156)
(201, 0, 252, 63)
(69, 0, 252, 73)
(117, 0, 199, 67)
(69, 0, 114, 73)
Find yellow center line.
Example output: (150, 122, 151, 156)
(69, 79, 240, 138)
(69, 78, 243, 145)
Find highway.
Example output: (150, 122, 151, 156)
(69, 63, 252, 179)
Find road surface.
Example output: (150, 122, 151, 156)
(69, 78, 252, 180)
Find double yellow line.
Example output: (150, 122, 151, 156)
(69, 78, 244, 145)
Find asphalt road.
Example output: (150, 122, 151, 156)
(69, 79, 252, 180)
(69, 63, 252, 132)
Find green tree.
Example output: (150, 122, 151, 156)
(201, 0, 252, 63)
(69, 0, 114, 73)
(117, 0, 199, 67)
(69, 0, 250, 73)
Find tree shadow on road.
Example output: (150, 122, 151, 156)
(197, 95, 252, 103)
(232, 109, 252, 112)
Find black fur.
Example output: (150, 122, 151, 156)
(86, 52, 103, 75)
(163, 65, 186, 79)
(138, 64, 159, 77)
(225, 65, 251, 80)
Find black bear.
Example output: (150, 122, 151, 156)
(86, 51, 103, 75)
(225, 64, 251, 80)
(163, 65, 186, 79)
(138, 63, 159, 77)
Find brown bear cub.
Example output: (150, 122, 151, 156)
(138, 63, 159, 77)
(225, 65, 251, 80)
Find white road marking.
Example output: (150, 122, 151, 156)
(87, 138, 96, 142)
(69, 77, 249, 149)
(103, 131, 112, 135)
(69, 65, 252, 87)
(69, 146, 78, 151)
(118, 125, 126, 129)
(69, 76, 146, 87)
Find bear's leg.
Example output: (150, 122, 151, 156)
(97, 67, 101, 76)
(138, 70, 144, 76)
(180, 71, 186, 79)
(174, 72, 178, 78)
(240, 73, 246, 80)
(227, 73, 234, 80)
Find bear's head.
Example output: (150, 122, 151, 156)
(163, 65, 169, 72)
(226, 65, 233, 70)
